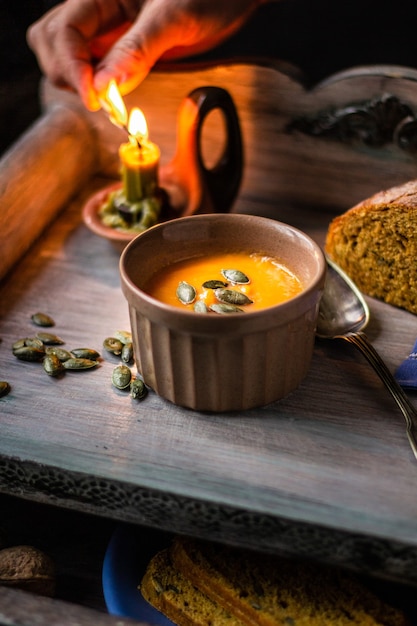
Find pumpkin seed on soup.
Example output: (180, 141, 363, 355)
(176, 281, 196, 305)
(202, 279, 227, 289)
(193, 300, 209, 314)
(214, 288, 253, 306)
(221, 269, 250, 284)
(210, 303, 244, 314)
(145, 252, 303, 312)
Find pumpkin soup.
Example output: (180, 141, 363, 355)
(145, 252, 303, 312)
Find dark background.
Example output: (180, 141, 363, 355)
(0, 1, 49, 155)
(1, 0, 417, 156)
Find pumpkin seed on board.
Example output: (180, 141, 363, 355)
(220, 269, 250, 284)
(43, 354, 64, 377)
(31, 312, 55, 327)
(13, 346, 45, 361)
(36, 332, 65, 345)
(70, 348, 101, 360)
(63, 357, 99, 370)
(121, 342, 134, 364)
(103, 337, 124, 355)
(176, 281, 196, 305)
(114, 330, 132, 345)
(45, 346, 72, 361)
(214, 288, 253, 306)
(13, 337, 44, 352)
(0, 381, 11, 398)
(130, 376, 148, 400)
(112, 364, 132, 389)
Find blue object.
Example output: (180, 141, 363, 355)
(395, 339, 417, 389)
(102, 524, 174, 624)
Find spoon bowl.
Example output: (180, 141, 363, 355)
(317, 258, 370, 338)
(318, 257, 417, 459)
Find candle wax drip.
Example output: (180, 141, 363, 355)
(98, 187, 169, 234)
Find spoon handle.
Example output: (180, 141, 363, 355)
(343, 331, 417, 459)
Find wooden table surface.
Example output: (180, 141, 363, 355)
(1, 174, 417, 593)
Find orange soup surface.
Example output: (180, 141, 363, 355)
(145, 252, 303, 312)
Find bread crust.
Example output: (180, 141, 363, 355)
(325, 180, 417, 314)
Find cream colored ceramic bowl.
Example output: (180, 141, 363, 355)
(120, 214, 326, 412)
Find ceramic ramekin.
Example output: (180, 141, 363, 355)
(120, 214, 326, 412)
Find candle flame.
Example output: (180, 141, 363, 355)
(102, 80, 151, 149)
(104, 79, 128, 128)
(128, 108, 148, 143)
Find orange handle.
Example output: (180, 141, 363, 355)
(160, 86, 243, 216)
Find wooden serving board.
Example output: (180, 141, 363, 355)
(1, 176, 417, 588)
(2, 61, 417, 588)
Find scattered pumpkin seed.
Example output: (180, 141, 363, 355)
(13, 346, 46, 361)
(70, 348, 101, 360)
(114, 330, 132, 345)
(221, 269, 250, 284)
(45, 346, 72, 361)
(31, 312, 55, 327)
(121, 342, 134, 363)
(214, 288, 253, 306)
(202, 279, 227, 289)
(0, 381, 11, 398)
(112, 364, 132, 389)
(36, 332, 64, 345)
(193, 300, 209, 313)
(63, 357, 99, 370)
(13, 337, 44, 352)
(43, 354, 64, 377)
(176, 281, 196, 305)
(103, 337, 124, 355)
(130, 376, 148, 400)
(12, 339, 24, 352)
(209, 303, 244, 314)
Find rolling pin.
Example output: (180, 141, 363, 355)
(0, 98, 98, 281)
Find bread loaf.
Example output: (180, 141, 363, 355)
(140, 546, 242, 626)
(141, 537, 410, 626)
(325, 180, 417, 314)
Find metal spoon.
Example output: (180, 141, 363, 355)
(317, 256, 417, 459)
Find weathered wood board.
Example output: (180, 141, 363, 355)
(1, 177, 417, 587)
(2, 63, 417, 587)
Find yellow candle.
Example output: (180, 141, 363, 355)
(103, 82, 161, 204)
(101, 81, 162, 230)
(119, 139, 160, 203)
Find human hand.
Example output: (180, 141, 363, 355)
(27, 0, 265, 111)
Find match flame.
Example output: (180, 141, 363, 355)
(104, 79, 128, 128)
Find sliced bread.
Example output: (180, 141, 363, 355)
(154, 537, 410, 626)
(325, 180, 417, 314)
(140, 546, 244, 626)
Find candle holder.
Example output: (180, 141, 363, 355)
(82, 86, 243, 249)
